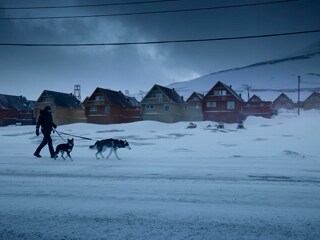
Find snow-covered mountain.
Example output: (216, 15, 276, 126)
(168, 41, 320, 102)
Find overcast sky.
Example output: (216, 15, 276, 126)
(1, 0, 320, 100)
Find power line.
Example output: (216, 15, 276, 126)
(0, 0, 186, 10)
(1, 29, 319, 47)
(0, 0, 301, 20)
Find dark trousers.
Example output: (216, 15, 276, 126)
(34, 130, 54, 157)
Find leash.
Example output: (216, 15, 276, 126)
(54, 130, 93, 141)
(53, 129, 66, 141)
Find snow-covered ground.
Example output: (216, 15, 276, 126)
(1, 109, 320, 240)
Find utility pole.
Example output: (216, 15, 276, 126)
(247, 86, 251, 101)
(298, 76, 301, 116)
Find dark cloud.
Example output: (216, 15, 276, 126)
(1, 0, 320, 100)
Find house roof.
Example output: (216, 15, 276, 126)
(93, 88, 140, 107)
(126, 96, 140, 107)
(205, 81, 245, 102)
(186, 92, 204, 102)
(39, 90, 82, 109)
(0, 94, 33, 110)
(273, 93, 294, 103)
(248, 95, 262, 102)
(149, 84, 185, 104)
(304, 92, 320, 102)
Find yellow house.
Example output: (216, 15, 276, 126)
(33, 90, 86, 125)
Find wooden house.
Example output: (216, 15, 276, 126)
(272, 93, 295, 110)
(202, 81, 245, 123)
(303, 92, 320, 110)
(140, 84, 185, 123)
(242, 95, 273, 119)
(84, 87, 141, 124)
(0, 94, 34, 126)
(33, 90, 86, 125)
(184, 92, 204, 121)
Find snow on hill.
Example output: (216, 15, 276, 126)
(168, 42, 320, 102)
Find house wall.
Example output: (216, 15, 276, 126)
(141, 103, 183, 123)
(242, 102, 273, 119)
(183, 101, 203, 121)
(202, 95, 244, 123)
(303, 94, 320, 110)
(0, 109, 34, 126)
(55, 108, 87, 125)
(141, 89, 185, 123)
(272, 98, 295, 110)
(0, 109, 18, 126)
(86, 104, 141, 124)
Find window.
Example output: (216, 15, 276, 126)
(89, 106, 97, 112)
(105, 106, 110, 113)
(145, 104, 154, 110)
(213, 90, 227, 96)
(163, 104, 170, 111)
(206, 102, 216, 108)
(95, 95, 104, 101)
(227, 101, 235, 109)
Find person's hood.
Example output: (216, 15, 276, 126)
(40, 109, 51, 115)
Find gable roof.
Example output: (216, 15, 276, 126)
(126, 96, 140, 107)
(205, 81, 245, 102)
(248, 95, 262, 102)
(38, 90, 82, 109)
(92, 88, 139, 107)
(186, 92, 204, 102)
(304, 92, 320, 102)
(143, 84, 185, 104)
(273, 93, 294, 103)
(0, 94, 33, 110)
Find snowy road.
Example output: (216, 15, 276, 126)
(1, 155, 320, 240)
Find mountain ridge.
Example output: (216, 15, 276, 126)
(167, 46, 320, 102)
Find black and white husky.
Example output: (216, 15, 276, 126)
(89, 138, 131, 160)
(54, 138, 74, 160)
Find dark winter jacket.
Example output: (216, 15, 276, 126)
(36, 109, 57, 132)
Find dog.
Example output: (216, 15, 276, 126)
(54, 138, 74, 160)
(89, 138, 131, 160)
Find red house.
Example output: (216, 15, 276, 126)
(84, 87, 141, 124)
(0, 94, 34, 126)
(202, 81, 245, 123)
(242, 95, 273, 119)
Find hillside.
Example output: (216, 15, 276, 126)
(168, 42, 320, 102)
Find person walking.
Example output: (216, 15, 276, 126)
(34, 106, 57, 158)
